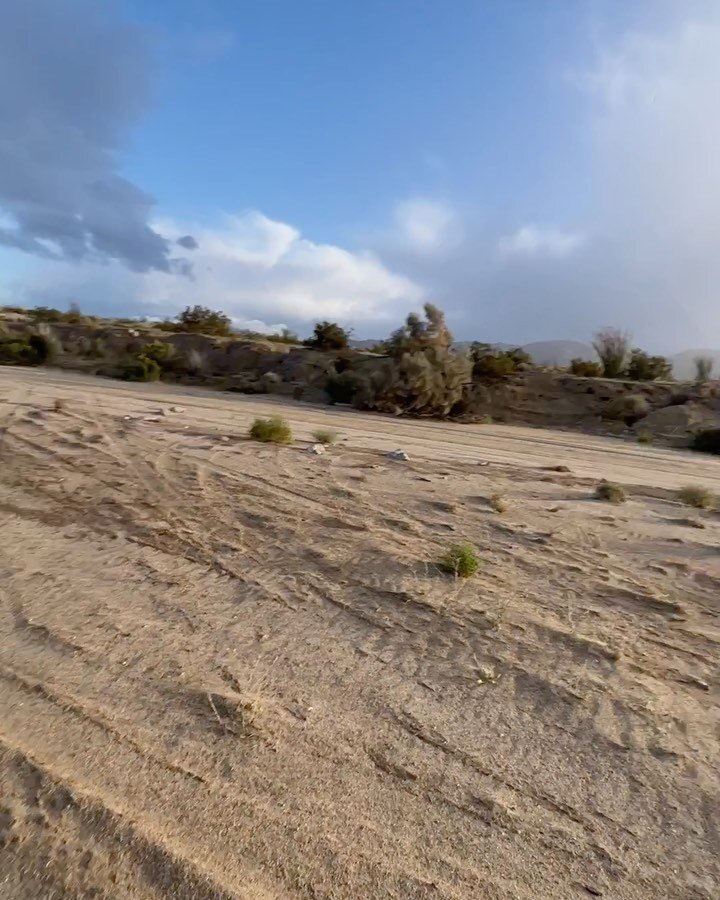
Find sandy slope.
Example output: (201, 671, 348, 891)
(0, 366, 719, 899)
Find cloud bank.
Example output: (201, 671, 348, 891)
(373, 5, 720, 350)
(0, 0, 179, 273)
(14, 211, 422, 334)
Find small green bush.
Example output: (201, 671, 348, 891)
(636, 429, 652, 444)
(0, 330, 58, 366)
(570, 358, 603, 377)
(691, 429, 720, 456)
(249, 416, 293, 444)
(595, 481, 626, 503)
(439, 543, 480, 578)
(677, 485, 716, 509)
(121, 356, 161, 382)
(312, 428, 338, 445)
(602, 394, 649, 423)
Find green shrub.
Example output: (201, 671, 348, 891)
(355, 346, 471, 417)
(593, 328, 630, 378)
(595, 481, 626, 503)
(121, 356, 161, 382)
(325, 371, 361, 405)
(570, 358, 603, 377)
(0, 338, 36, 365)
(304, 321, 350, 351)
(602, 394, 649, 423)
(0, 329, 58, 366)
(249, 416, 293, 444)
(636, 429, 652, 444)
(677, 485, 716, 509)
(140, 341, 173, 363)
(312, 428, 338, 445)
(157, 305, 231, 336)
(627, 348, 672, 381)
(439, 543, 480, 578)
(690, 429, 720, 455)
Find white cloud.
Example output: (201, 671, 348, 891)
(393, 198, 456, 250)
(498, 226, 584, 259)
(15, 210, 423, 334)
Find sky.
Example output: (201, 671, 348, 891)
(1, 0, 719, 349)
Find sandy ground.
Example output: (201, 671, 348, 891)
(0, 366, 719, 899)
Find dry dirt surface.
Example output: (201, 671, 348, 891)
(1, 366, 719, 900)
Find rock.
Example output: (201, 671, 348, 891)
(632, 403, 712, 438)
(307, 443, 325, 455)
(545, 464, 571, 473)
(142, 416, 161, 423)
(219, 435, 230, 442)
(477, 460, 490, 467)
(170, 405, 186, 413)
(387, 449, 409, 461)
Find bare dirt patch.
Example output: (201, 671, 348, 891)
(1, 367, 719, 898)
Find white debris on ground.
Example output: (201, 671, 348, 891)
(307, 443, 326, 455)
(387, 449, 409, 461)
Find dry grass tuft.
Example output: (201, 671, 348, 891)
(439, 542, 480, 578)
(595, 480, 626, 504)
(249, 416, 293, 445)
(489, 492, 507, 513)
(312, 428, 339, 445)
(677, 484, 716, 510)
(53, 398, 67, 412)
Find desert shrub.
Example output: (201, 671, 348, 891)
(305, 321, 350, 351)
(310, 321, 349, 351)
(249, 416, 293, 444)
(140, 341, 172, 363)
(636, 429, 652, 444)
(694, 356, 714, 384)
(489, 491, 507, 513)
(325, 371, 361, 405)
(691, 428, 720, 455)
(385, 303, 453, 358)
(595, 481, 626, 503)
(439, 542, 480, 578)
(0, 338, 36, 365)
(53, 398, 67, 412)
(121, 356, 161, 382)
(627, 348, 672, 382)
(593, 328, 630, 378)
(158, 305, 231, 336)
(312, 428, 338, 445)
(0, 329, 58, 366)
(570, 358, 603, 377)
(28, 302, 89, 326)
(355, 345, 472, 417)
(602, 394, 649, 423)
(677, 485, 716, 509)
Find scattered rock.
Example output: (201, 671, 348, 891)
(170, 405, 186, 413)
(416, 475, 433, 482)
(545, 464, 571, 473)
(477, 460, 490, 467)
(307, 443, 325, 455)
(142, 416, 161, 423)
(387, 449, 409, 461)
(219, 435, 231, 442)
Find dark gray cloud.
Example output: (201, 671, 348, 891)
(0, 0, 180, 272)
(177, 235, 199, 250)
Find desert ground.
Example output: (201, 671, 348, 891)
(0, 366, 719, 899)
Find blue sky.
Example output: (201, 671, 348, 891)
(1, 1, 719, 348)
